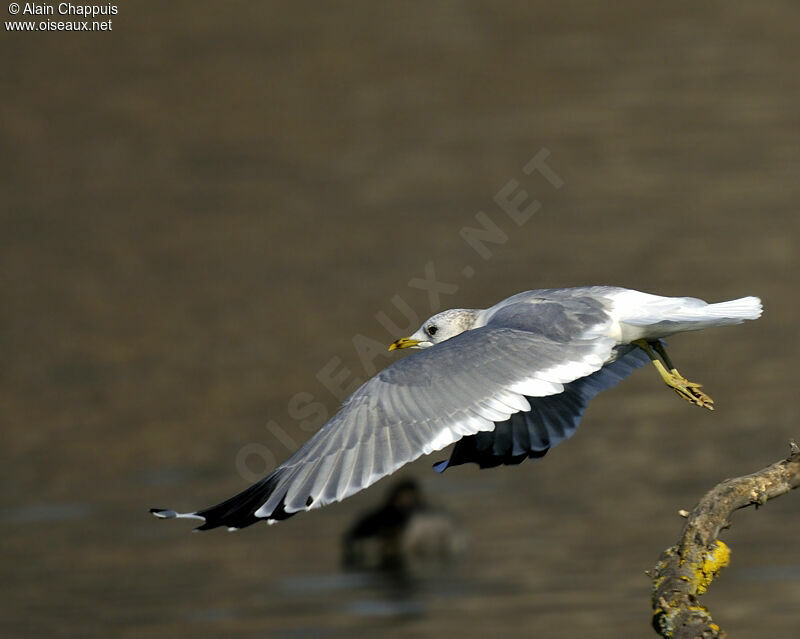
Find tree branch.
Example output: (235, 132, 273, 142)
(650, 441, 800, 638)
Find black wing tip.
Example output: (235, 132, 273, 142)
(148, 468, 296, 531)
(149, 508, 208, 530)
(150, 508, 176, 518)
(193, 468, 298, 531)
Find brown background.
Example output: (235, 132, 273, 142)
(2, 1, 799, 637)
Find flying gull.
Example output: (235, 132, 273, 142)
(151, 286, 761, 531)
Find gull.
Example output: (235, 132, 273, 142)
(151, 286, 761, 531)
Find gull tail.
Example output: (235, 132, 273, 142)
(670, 295, 763, 331)
(620, 294, 762, 338)
(700, 296, 762, 322)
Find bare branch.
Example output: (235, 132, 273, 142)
(651, 441, 800, 638)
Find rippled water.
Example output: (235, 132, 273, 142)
(2, 2, 800, 638)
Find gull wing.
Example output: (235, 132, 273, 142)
(152, 307, 616, 530)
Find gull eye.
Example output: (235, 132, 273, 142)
(427, 325, 438, 336)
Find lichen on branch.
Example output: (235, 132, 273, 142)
(650, 441, 800, 638)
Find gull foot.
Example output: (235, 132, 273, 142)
(664, 370, 714, 410)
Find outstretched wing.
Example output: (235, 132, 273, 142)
(432, 345, 650, 470)
(152, 298, 618, 530)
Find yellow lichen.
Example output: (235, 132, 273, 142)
(690, 540, 731, 595)
(685, 604, 711, 613)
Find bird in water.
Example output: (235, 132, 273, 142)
(151, 286, 761, 531)
(342, 478, 465, 571)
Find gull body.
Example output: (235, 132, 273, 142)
(151, 286, 761, 531)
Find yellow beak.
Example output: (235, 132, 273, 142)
(388, 337, 421, 351)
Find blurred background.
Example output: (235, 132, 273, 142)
(2, 1, 799, 637)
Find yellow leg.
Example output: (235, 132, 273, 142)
(633, 340, 714, 410)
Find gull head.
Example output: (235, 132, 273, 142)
(389, 308, 480, 350)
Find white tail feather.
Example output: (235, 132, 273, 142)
(614, 292, 762, 340)
(703, 296, 762, 321)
